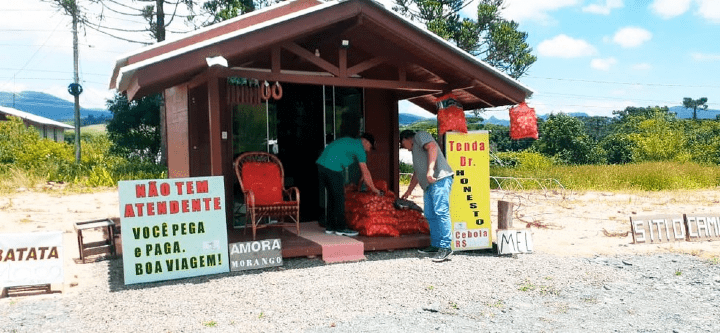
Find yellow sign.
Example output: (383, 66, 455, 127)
(445, 131, 492, 250)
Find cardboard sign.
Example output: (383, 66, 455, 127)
(118, 176, 229, 285)
(497, 230, 533, 255)
(630, 215, 687, 244)
(229, 239, 283, 271)
(445, 131, 493, 251)
(0, 231, 64, 288)
(685, 215, 720, 241)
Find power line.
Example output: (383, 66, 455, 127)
(3, 20, 65, 90)
(0, 68, 107, 76)
(526, 75, 720, 89)
(0, 29, 73, 32)
(539, 92, 679, 106)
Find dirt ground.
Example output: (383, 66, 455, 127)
(2, 186, 720, 295)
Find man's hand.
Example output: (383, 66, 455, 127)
(426, 171, 436, 184)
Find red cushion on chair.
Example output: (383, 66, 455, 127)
(242, 162, 283, 205)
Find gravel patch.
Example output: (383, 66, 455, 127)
(3, 251, 720, 332)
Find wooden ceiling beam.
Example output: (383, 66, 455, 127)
(271, 46, 281, 74)
(282, 42, 339, 76)
(213, 67, 446, 91)
(455, 87, 495, 108)
(473, 79, 519, 105)
(347, 56, 388, 76)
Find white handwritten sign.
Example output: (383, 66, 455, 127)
(497, 230, 533, 255)
(0, 231, 64, 288)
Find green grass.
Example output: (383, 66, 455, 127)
(491, 161, 720, 191)
(65, 123, 107, 137)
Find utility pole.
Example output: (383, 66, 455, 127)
(71, 3, 82, 163)
(156, 0, 168, 166)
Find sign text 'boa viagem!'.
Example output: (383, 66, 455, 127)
(118, 176, 229, 285)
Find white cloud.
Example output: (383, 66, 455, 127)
(612, 27, 652, 48)
(0, 82, 27, 93)
(500, 0, 579, 24)
(691, 52, 720, 61)
(44, 86, 75, 105)
(696, 0, 720, 23)
(537, 35, 597, 58)
(650, 0, 691, 19)
(591, 57, 617, 71)
(632, 63, 652, 70)
(582, 0, 624, 15)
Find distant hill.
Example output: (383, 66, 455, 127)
(0, 91, 112, 122)
(401, 107, 720, 128)
(399, 113, 428, 126)
(482, 116, 509, 126)
(669, 106, 720, 119)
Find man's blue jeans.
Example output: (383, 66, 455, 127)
(424, 176, 453, 249)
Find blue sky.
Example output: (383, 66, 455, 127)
(1, 0, 719, 121)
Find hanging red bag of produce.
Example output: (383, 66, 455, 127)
(360, 224, 401, 237)
(509, 102, 538, 140)
(436, 93, 467, 136)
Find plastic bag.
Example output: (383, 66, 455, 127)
(509, 102, 538, 140)
(436, 93, 468, 136)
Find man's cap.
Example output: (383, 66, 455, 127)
(361, 132, 376, 150)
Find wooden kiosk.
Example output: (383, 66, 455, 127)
(109, 0, 533, 256)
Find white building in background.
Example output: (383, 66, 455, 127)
(0, 106, 74, 143)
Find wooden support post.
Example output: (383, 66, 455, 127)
(498, 200, 513, 230)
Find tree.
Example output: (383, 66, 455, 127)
(577, 116, 611, 143)
(393, 0, 536, 79)
(106, 93, 162, 161)
(599, 133, 634, 164)
(481, 123, 534, 152)
(533, 113, 596, 164)
(200, 0, 259, 24)
(89, 0, 201, 167)
(683, 97, 708, 120)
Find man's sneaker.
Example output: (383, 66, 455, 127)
(325, 229, 335, 234)
(418, 246, 439, 254)
(431, 248, 453, 262)
(335, 229, 359, 237)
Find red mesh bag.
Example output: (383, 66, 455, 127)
(436, 93, 467, 136)
(355, 193, 394, 212)
(241, 162, 283, 205)
(360, 224, 400, 237)
(509, 102, 538, 140)
(373, 180, 389, 193)
(343, 180, 428, 237)
(346, 212, 363, 229)
(394, 210, 429, 235)
(395, 209, 425, 222)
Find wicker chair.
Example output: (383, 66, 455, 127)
(233, 152, 300, 240)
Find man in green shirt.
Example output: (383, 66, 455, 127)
(316, 133, 382, 236)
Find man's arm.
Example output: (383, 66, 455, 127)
(424, 141, 438, 184)
(401, 173, 419, 199)
(358, 162, 381, 195)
